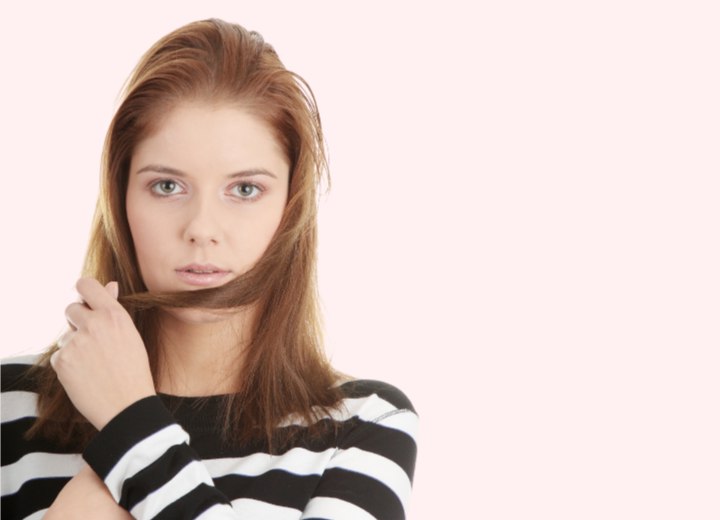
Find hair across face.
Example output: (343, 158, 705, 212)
(31, 19, 341, 450)
(100, 19, 326, 306)
(126, 101, 290, 325)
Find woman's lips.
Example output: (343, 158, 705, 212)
(175, 265, 231, 287)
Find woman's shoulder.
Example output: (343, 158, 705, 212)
(331, 378, 418, 428)
(2, 353, 44, 423)
(1, 353, 43, 393)
(337, 379, 415, 412)
(329, 379, 418, 482)
(2, 355, 45, 469)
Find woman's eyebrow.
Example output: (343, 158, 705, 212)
(135, 164, 278, 179)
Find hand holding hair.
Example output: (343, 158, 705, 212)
(51, 277, 156, 431)
(5, 19, 417, 519)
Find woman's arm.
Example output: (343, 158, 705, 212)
(83, 388, 418, 519)
(51, 278, 156, 431)
(300, 407, 418, 519)
(49, 277, 238, 517)
(53, 278, 418, 518)
(83, 395, 238, 518)
(43, 465, 133, 520)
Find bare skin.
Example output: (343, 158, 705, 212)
(44, 465, 133, 519)
(47, 281, 154, 515)
(47, 104, 290, 515)
(153, 306, 253, 396)
(51, 280, 156, 431)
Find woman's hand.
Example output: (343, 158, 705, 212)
(51, 277, 156, 430)
(44, 464, 133, 519)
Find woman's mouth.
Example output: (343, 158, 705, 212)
(175, 264, 231, 286)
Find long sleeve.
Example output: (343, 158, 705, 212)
(83, 381, 418, 520)
(301, 406, 418, 519)
(83, 396, 237, 519)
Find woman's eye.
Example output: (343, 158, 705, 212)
(151, 180, 182, 196)
(232, 183, 262, 199)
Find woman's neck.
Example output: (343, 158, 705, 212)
(154, 307, 252, 396)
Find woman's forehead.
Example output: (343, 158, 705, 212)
(130, 102, 290, 180)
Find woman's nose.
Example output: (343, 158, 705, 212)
(182, 197, 221, 246)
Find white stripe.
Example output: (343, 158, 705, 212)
(279, 394, 413, 427)
(1, 452, 84, 495)
(348, 397, 406, 422)
(375, 409, 419, 438)
(301, 496, 376, 520)
(1, 354, 40, 366)
(194, 502, 243, 519)
(104, 423, 189, 501)
(1, 391, 38, 423)
(327, 447, 411, 512)
(130, 459, 214, 519)
(204, 447, 334, 478)
(24, 508, 47, 520)
(228, 498, 301, 519)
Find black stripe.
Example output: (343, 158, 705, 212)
(339, 417, 418, 481)
(153, 483, 229, 520)
(2, 372, 417, 520)
(214, 470, 319, 509)
(83, 396, 179, 478)
(1, 362, 38, 393)
(340, 380, 416, 414)
(184, 414, 415, 463)
(120, 444, 195, 510)
(185, 418, 342, 459)
(314, 467, 405, 520)
(1, 417, 80, 466)
(0, 477, 69, 519)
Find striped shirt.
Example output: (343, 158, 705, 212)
(1, 355, 418, 519)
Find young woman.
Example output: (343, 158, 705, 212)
(1, 19, 417, 519)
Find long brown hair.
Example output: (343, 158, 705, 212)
(28, 18, 342, 450)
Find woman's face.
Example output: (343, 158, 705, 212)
(126, 101, 289, 303)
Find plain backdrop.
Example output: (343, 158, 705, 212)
(1, 1, 719, 518)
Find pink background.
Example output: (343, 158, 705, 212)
(1, 1, 719, 518)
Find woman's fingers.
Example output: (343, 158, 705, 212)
(75, 277, 117, 311)
(57, 329, 74, 348)
(105, 281, 119, 299)
(52, 277, 154, 430)
(64, 301, 91, 331)
(65, 280, 119, 330)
